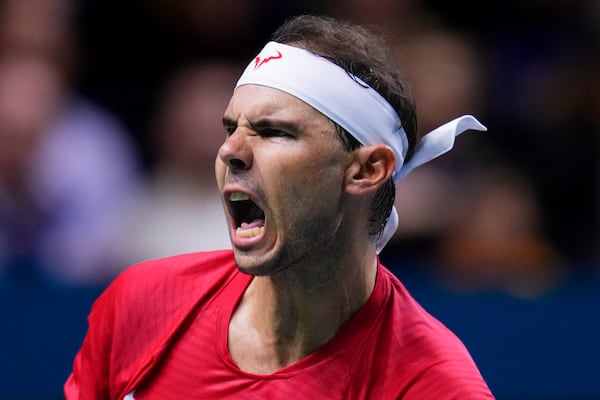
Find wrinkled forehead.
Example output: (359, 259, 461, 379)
(225, 83, 333, 127)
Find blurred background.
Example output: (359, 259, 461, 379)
(0, 0, 597, 398)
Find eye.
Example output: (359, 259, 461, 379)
(259, 128, 291, 138)
(222, 118, 237, 136)
(224, 125, 236, 136)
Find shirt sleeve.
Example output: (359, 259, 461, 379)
(64, 276, 120, 399)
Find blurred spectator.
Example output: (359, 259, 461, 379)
(387, 27, 491, 253)
(382, 15, 569, 295)
(75, 0, 308, 167)
(472, 0, 599, 267)
(0, 0, 142, 286)
(435, 166, 564, 298)
(144, 0, 264, 54)
(390, 27, 488, 238)
(122, 61, 235, 262)
(324, 0, 422, 28)
(588, 41, 600, 268)
(394, 28, 485, 133)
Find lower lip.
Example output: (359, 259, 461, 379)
(229, 224, 266, 249)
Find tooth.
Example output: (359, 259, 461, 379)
(236, 226, 264, 238)
(230, 192, 249, 201)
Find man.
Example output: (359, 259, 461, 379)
(65, 15, 493, 399)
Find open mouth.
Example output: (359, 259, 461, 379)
(228, 192, 266, 239)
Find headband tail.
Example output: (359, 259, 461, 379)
(376, 207, 398, 254)
(377, 115, 487, 253)
(394, 115, 487, 182)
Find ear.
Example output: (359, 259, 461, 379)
(345, 145, 396, 195)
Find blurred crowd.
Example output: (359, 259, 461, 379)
(0, 0, 597, 297)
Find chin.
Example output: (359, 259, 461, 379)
(232, 245, 296, 277)
(232, 249, 278, 277)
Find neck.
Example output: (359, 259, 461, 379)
(228, 243, 378, 374)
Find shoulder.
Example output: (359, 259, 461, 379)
(368, 265, 494, 398)
(379, 265, 469, 354)
(89, 249, 237, 328)
(118, 249, 236, 286)
(79, 250, 239, 398)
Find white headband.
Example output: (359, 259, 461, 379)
(236, 41, 487, 253)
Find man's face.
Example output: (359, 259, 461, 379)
(216, 84, 353, 275)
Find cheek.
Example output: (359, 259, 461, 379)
(269, 152, 346, 216)
(272, 163, 346, 248)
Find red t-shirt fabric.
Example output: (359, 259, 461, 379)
(65, 250, 494, 399)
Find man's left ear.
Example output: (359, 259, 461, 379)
(345, 145, 396, 195)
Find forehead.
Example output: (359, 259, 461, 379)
(224, 84, 331, 127)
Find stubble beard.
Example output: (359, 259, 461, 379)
(234, 211, 344, 285)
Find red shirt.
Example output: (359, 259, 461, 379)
(65, 250, 494, 399)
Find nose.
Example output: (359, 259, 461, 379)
(218, 129, 253, 171)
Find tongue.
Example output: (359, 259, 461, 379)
(240, 220, 264, 229)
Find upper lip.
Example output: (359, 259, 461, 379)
(223, 185, 259, 204)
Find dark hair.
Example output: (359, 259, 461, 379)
(271, 15, 418, 239)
